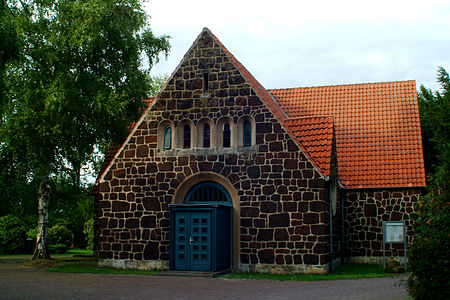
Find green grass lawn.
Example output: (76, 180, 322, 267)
(46, 259, 156, 276)
(53, 248, 94, 256)
(225, 264, 399, 281)
(1, 250, 401, 281)
(0, 249, 93, 264)
(47, 261, 397, 280)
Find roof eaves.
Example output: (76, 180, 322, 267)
(94, 98, 155, 186)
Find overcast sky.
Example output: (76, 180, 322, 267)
(144, 0, 449, 92)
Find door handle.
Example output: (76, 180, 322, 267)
(189, 236, 194, 245)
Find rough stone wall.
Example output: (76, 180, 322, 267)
(344, 189, 421, 262)
(95, 31, 330, 273)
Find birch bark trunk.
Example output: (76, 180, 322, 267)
(32, 177, 51, 260)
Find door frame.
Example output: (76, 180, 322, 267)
(172, 172, 240, 269)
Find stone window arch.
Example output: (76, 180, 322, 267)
(237, 116, 255, 147)
(197, 118, 215, 148)
(216, 117, 234, 148)
(176, 119, 195, 149)
(158, 120, 175, 151)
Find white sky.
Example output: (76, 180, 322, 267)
(144, 0, 450, 91)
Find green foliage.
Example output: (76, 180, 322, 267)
(49, 179, 93, 247)
(0, 215, 27, 254)
(0, 145, 38, 226)
(83, 219, 94, 250)
(0, 0, 19, 110)
(407, 169, 450, 299)
(1, 0, 169, 257)
(148, 74, 169, 97)
(26, 227, 37, 240)
(48, 224, 73, 247)
(49, 243, 68, 254)
(384, 259, 405, 273)
(418, 67, 450, 177)
(408, 67, 450, 300)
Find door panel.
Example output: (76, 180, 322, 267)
(174, 212, 189, 270)
(189, 212, 211, 271)
(173, 211, 211, 271)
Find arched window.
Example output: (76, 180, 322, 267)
(185, 181, 231, 205)
(183, 124, 191, 149)
(223, 123, 231, 148)
(203, 123, 210, 148)
(243, 120, 251, 147)
(163, 126, 172, 150)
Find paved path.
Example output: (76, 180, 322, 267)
(0, 263, 408, 300)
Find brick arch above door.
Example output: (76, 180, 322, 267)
(173, 172, 240, 269)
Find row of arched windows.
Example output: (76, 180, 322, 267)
(158, 117, 255, 151)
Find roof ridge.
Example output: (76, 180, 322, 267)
(268, 79, 416, 91)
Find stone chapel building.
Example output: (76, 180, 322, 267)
(92, 28, 426, 274)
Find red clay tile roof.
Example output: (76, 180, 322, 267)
(269, 81, 426, 189)
(285, 117, 334, 177)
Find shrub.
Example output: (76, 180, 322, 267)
(49, 243, 68, 254)
(83, 219, 94, 250)
(385, 259, 405, 273)
(27, 227, 37, 240)
(407, 169, 450, 299)
(0, 215, 28, 254)
(48, 224, 73, 248)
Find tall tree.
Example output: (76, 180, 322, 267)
(408, 67, 450, 299)
(0, 0, 19, 110)
(418, 67, 450, 177)
(2, 0, 169, 259)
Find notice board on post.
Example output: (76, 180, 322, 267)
(382, 221, 406, 270)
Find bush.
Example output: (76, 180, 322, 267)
(407, 169, 450, 299)
(0, 215, 28, 254)
(83, 219, 94, 250)
(385, 259, 405, 273)
(27, 227, 37, 240)
(49, 243, 68, 254)
(48, 224, 73, 248)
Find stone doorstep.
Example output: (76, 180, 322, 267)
(155, 269, 231, 278)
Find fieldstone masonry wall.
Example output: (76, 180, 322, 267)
(344, 189, 421, 263)
(96, 31, 332, 273)
(94, 29, 422, 273)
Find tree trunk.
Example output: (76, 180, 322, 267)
(32, 177, 51, 260)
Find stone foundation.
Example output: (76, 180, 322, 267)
(99, 258, 169, 270)
(240, 263, 328, 274)
(345, 256, 407, 265)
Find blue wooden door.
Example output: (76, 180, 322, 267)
(173, 211, 211, 271)
(189, 212, 211, 271)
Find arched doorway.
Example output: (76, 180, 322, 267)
(170, 181, 233, 272)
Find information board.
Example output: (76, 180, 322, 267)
(382, 220, 407, 270)
(384, 222, 405, 243)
